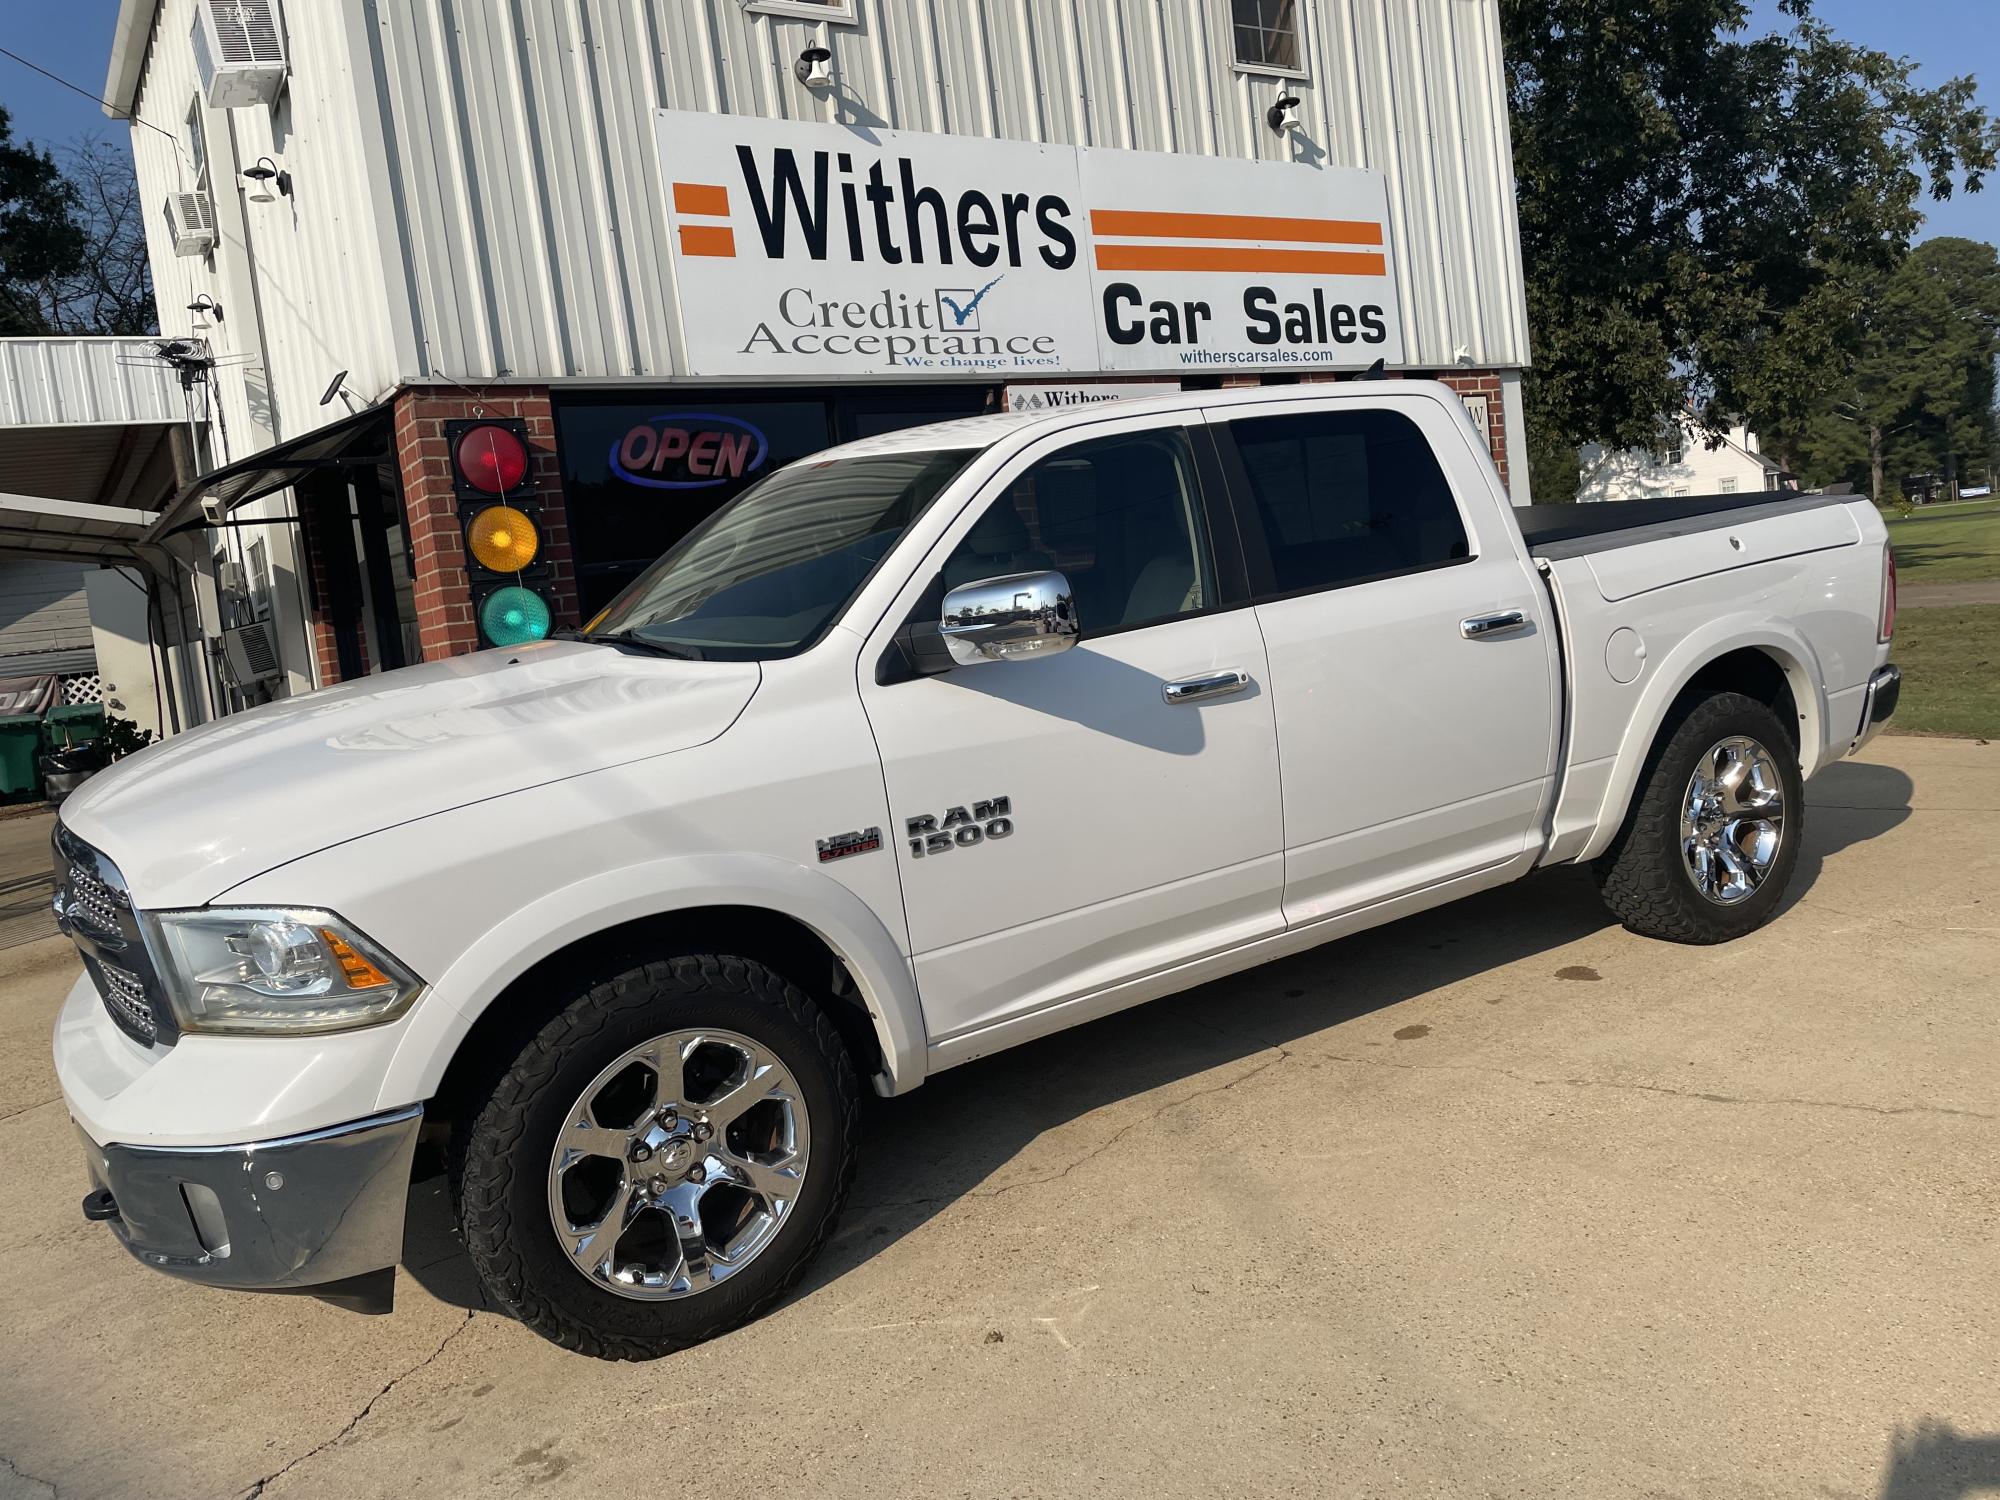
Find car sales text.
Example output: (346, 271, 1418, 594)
(742, 282, 1390, 366)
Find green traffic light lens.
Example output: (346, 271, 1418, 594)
(480, 586, 552, 647)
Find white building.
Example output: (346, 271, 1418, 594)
(78, 0, 1537, 689)
(1579, 418, 1794, 503)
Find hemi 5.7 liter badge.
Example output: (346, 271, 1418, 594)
(816, 827, 884, 863)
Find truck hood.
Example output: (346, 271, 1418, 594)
(61, 640, 760, 906)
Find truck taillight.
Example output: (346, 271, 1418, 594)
(1879, 546, 1897, 643)
(447, 417, 554, 647)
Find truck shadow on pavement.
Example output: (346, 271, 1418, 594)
(1877, 1419, 2000, 1500)
(396, 756, 1914, 1316)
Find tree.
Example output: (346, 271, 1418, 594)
(1789, 238, 2000, 498)
(1502, 0, 1999, 499)
(35, 138, 156, 336)
(0, 104, 83, 336)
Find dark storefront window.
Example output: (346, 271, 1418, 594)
(553, 386, 992, 619)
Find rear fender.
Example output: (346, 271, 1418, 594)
(1574, 616, 1826, 865)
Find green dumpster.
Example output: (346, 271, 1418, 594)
(0, 714, 44, 798)
(45, 704, 105, 751)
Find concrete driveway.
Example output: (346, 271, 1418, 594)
(2, 737, 1994, 1500)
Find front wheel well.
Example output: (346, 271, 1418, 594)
(427, 906, 885, 1139)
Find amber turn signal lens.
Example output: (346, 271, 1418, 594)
(467, 504, 540, 572)
(320, 930, 393, 990)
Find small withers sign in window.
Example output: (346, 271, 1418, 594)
(1233, 0, 1303, 74)
(1227, 408, 1471, 595)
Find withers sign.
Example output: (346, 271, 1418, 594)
(658, 111, 1404, 378)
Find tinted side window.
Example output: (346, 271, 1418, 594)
(942, 429, 1215, 635)
(1228, 409, 1470, 594)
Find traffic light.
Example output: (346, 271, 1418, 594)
(447, 419, 555, 647)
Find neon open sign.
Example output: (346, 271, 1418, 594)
(607, 413, 769, 490)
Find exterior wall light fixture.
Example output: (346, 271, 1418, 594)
(241, 157, 293, 201)
(1266, 95, 1302, 135)
(795, 46, 833, 89)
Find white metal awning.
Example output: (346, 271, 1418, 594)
(0, 337, 192, 561)
(0, 492, 159, 564)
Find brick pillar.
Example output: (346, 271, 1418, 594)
(296, 472, 368, 686)
(391, 386, 581, 662)
(1436, 370, 1509, 493)
(300, 502, 345, 686)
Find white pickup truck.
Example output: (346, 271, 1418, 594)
(51, 382, 1899, 1358)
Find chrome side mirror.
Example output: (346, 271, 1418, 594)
(940, 570, 1078, 665)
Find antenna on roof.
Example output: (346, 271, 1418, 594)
(1361, 358, 1388, 380)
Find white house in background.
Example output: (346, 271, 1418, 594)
(1579, 417, 1794, 503)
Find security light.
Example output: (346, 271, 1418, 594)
(186, 295, 224, 327)
(1266, 94, 1302, 135)
(795, 46, 833, 89)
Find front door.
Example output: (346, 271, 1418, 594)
(860, 414, 1285, 1047)
(1208, 394, 1560, 923)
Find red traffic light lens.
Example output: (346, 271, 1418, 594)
(453, 424, 529, 494)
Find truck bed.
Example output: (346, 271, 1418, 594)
(1516, 492, 1852, 560)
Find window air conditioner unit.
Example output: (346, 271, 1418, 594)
(192, 0, 289, 110)
(221, 621, 282, 686)
(163, 191, 216, 257)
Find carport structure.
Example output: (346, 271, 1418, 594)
(0, 336, 211, 732)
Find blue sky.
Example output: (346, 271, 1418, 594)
(1, 0, 1995, 244)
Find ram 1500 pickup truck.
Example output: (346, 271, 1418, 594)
(51, 382, 1899, 1357)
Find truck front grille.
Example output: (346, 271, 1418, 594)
(93, 959, 157, 1044)
(61, 856, 126, 939)
(52, 823, 176, 1048)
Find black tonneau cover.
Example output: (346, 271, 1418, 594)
(1517, 491, 1850, 561)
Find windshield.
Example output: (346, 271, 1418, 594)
(583, 447, 978, 659)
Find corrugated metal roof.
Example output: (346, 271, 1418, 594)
(0, 339, 188, 428)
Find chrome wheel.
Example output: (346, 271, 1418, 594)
(546, 1029, 809, 1300)
(1679, 735, 1786, 906)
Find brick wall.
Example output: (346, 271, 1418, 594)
(299, 499, 353, 685)
(391, 386, 581, 662)
(1435, 371, 1510, 493)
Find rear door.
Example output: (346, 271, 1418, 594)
(1206, 391, 1560, 924)
(859, 411, 1284, 1046)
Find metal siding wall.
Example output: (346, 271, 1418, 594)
(124, 0, 406, 443)
(0, 340, 183, 428)
(0, 560, 97, 660)
(356, 0, 1528, 381)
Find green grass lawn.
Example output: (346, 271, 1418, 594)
(1885, 499, 2000, 584)
(1886, 604, 2000, 738)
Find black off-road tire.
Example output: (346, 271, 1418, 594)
(1592, 689, 1805, 945)
(453, 954, 859, 1360)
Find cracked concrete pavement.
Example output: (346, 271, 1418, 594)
(1, 736, 1994, 1499)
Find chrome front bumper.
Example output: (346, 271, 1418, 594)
(75, 1105, 422, 1312)
(1851, 663, 1902, 753)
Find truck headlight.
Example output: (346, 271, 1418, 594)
(146, 908, 424, 1035)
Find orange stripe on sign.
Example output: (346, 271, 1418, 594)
(1093, 244, 1386, 276)
(672, 182, 730, 216)
(1091, 209, 1383, 246)
(679, 224, 736, 258)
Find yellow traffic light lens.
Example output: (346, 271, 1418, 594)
(467, 504, 539, 572)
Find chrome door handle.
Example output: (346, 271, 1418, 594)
(1163, 669, 1251, 705)
(1460, 611, 1529, 640)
